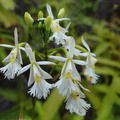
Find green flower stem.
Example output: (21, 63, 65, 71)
(32, 97, 36, 120)
(49, 50, 57, 55)
(35, 50, 45, 60)
(48, 47, 68, 57)
(75, 45, 88, 52)
(29, 28, 43, 48)
(43, 31, 51, 60)
(43, 41, 49, 60)
(18, 77, 24, 119)
(61, 47, 68, 58)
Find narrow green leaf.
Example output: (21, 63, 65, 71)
(41, 88, 65, 120)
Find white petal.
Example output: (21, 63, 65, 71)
(46, 4, 54, 19)
(60, 61, 67, 77)
(82, 37, 90, 52)
(79, 53, 89, 57)
(2, 54, 11, 62)
(66, 22, 71, 30)
(17, 64, 31, 76)
(68, 37, 75, 58)
(79, 83, 90, 92)
(73, 48, 81, 56)
(90, 53, 96, 57)
(38, 18, 46, 21)
(28, 67, 35, 86)
(38, 65, 52, 79)
(17, 49, 23, 64)
(14, 27, 18, 45)
(0, 44, 14, 48)
(37, 61, 55, 65)
(55, 18, 70, 21)
(25, 44, 35, 62)
(71, 62, 81, 80)
(20, 47, 25, 51)
(49, 56, 67, 62)
(73, 60, 86, 66)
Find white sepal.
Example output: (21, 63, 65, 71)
(49, 56, 67, 62)
(46, 4, 54, 19)
(73, 60, 86, 66)
(17, 64, 31, 76)
(37, 61, 55, 65)
(82, 37, 90, 52)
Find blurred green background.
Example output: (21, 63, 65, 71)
(0, 0, 120, 120)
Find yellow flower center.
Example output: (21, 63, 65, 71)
(55, 26, 60, 31)
(91, 65, 95, 69)
(65, 72, 71, 79)
(10, 57, 15, 63)
(73, 92, 79, 101)
(35, 74, 41, 83)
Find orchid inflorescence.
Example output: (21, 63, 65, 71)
(0, 4, 99, 116)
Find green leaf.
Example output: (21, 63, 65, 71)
(98, 57, 120, 68)
(0, 0, 16, 10)
(95, 67, 117, 76)
(41, 88, 65, 120)
(0, 105, 19, 120)
(96, 94, 115, 120)
(0, 4, 17, 27)
(0, 88, 18, 102)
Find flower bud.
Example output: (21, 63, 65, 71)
(38, 22, 42, 28)
(44, 16, 52, 31)
(57, 8, 65, 18)
(38, 11, 43, 19)
(24, 12, 34, 28)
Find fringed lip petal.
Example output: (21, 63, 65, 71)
(37, 61, 55, 65)
(49, 56, 67, 62)
(82, 37, 90, 52)
(17, 64, 31, 76)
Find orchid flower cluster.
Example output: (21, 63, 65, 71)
(0, 4, 99, 116)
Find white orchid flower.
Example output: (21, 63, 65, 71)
(49, 38, 86, 96)
(65, 89, 91, 116)
(80, 37, 99, 84)
(38, 4, 70, 45)
(17, 44, 55, 99)
(0, 27, 24, 79)
(64, 36, 82, 56)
